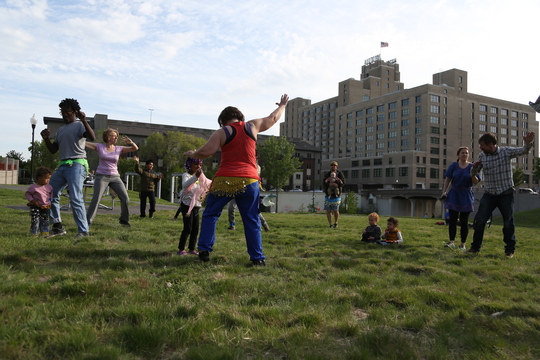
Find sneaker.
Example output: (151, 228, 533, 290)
(199, 250, 210, 262)
(177, 250, 188, 256)
(119, 220, 131, 227)
(40, 232, 49, 237)
(47, 225, 66, 238)
(333, 223, 338, 228)
(187, 250, 199, 255)
(251, 259, 266, 266)
(444, 242, 456, 248)
(228, 225, 236, 230)
(458, 244, 467, 250)
(465, 248, 479, 254)
(73, 232, 90, 240)
(505, 252, 514, 258)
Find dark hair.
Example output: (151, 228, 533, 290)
(218, 106, 245, 127)
(387, 217, 399, 226)
(145, 159, 154, 165)
(184, 157, 203, 172)
(479, 133, 497, 145)
(35, 166, 52, 181)
(58, 98, 81, 112)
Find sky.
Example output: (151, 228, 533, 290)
(2, 0, 539, 161)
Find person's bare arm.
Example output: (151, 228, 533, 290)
(85, 142, 97, 151)
(120, 136, 139, 153)
(247, 94, 289, 135)
(184, 129, 226, 159)
(40, 129, 59, 154)
(77, 111, 96, 141)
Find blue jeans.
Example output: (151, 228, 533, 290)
(471, 191, 516, 253)
(49, 162, 89, 233)
(198, 181, 264, 261)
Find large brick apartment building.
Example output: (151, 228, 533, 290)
(280, 56, 539, 191)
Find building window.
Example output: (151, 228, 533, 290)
(415, 137, 421, 145)
(415, 105, 421, 114)
(430, 116, 440, 124)
(351, 170, 359, 178)
(430, 168, 440, 179)
(386, 168, 395, 177)
(401, 129, 409, 136)
(480, 105, 487, 112)
(374, 168, 382, 177)
(401, 119, 409, 126)
(490, 107, 498, 114)
(431, 126, 440, 134)
(401, 139, 409, 147)
(430, 137, 440, 144)
(416, 95, 422, 103)
(402, 109, 410, 117)
(362, 169, 370, 178)
(388, 131, 397, 138)
(430, 105, 440, 113)
(430, 95, 440, 103)
(402, 99, 409, 107)
(479, 124, 486, 132)
(417, 167, 426, 178)
(399, 167, 408, 176)
(356, 119, 363, 126)
(388, 140, 396, 148)
(377, 114, 385, 122)
(415, 127, 421, 135)
(367, 126, 374, 133)
(430, 158, 439, 165)
(389, 121, 397, 129)
(377, 133, 385, 140)
(389, 102, 397, 109)
(430, 147, 440, 155)
(377, 105, 385, 112)
(366, 108, 374, 114)
(376, 142, 384, 149)
(366, 116, 373, 124)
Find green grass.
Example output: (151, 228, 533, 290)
(1, 187, 540, 359)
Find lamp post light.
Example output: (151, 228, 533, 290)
(30, 114, 38, 184)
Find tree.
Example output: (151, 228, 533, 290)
(138, 131, 207, 198)
(513, 166, 524, 187)
(6, 150, 24, 162)
(258, 136, 302, 212)
(27, 140, 59, 175)
(533, 157, 540, 184)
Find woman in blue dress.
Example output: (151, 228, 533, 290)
(441, 146, 480, 249)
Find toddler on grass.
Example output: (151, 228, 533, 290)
(361, 212, 381, 243)
(381, 217, 403, 245)
(25, 166, 53, 237)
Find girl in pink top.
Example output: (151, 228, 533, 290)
(25, 166, 53, 236)
(85, 128, 138, 226)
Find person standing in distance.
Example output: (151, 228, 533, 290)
(323, 161, 345, 228)
(133, 156, 163, 218)
(468, 131, 535, 258)
(40, 98, 96, 239)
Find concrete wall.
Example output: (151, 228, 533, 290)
(261, 191, 363, 213)
(0, 158, 19, 185)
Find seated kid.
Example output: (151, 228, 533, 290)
(381, 217, 403, 244)
(361, 212, 381, 242)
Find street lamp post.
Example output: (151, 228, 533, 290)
(30, 114, 38, 184)
(149, 108, 154, 123)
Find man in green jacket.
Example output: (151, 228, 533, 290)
(133, 156, 163, 218)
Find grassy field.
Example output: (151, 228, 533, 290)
(1, 186, 539, 359)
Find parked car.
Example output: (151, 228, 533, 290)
(518, 188, 539, 195)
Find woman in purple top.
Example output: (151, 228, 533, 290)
(441, 146, 480, 250)
(85, 129, 138, 226)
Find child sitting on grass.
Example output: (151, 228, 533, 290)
(381, 217, 403, 244)
(361, 212, 381, 243)
(25, 166, 53, 237)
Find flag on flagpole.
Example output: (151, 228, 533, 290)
(381, 42, 389, 47)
